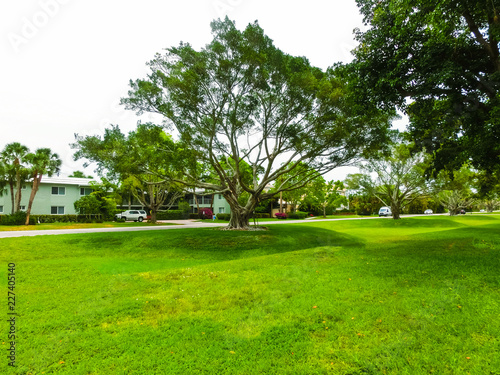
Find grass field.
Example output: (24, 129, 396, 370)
(0, 221, 177, 232)
(1, 216, 499, 374)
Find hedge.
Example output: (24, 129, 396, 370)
(0, 212, 36, 225)
(156, 210, 189, 220)
(30, 215, 102, 223)
(287, 211, 308, 219)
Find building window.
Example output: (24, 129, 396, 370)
(20, 206, 26, 211)
(218, 207, 225, 214)
(51, 206, 65, 215)
(80, 187, 93, 196)
(21, 185, 27, 190)
(218, 194, 222, 200)
(51, 187, 66, 195)
(0, 206, 3, 213)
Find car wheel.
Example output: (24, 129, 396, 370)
(138, 217, 143, 222)
(122, 217, 127, 221)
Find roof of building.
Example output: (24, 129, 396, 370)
(40, 176, 97, 186)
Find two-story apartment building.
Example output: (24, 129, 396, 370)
(0, 177, 95, 215)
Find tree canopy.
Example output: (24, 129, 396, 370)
(120, 18, 391, 229)
(350, 0, 500, 179)
(358, 144, 429, 219)
(73, 123, 187, 223)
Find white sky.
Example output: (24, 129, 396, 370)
(0, 0, 405, 180)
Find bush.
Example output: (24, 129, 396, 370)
(156, 210, 185, 220)
(217, 213, 231, 221)
(275, 212, 288, 219)
(199, 208, 214, 220)
(288, 211, 308, 219)
(250, 213, 271, 219)
(0, 211, 35, 226)
(31, 215, 89, 223)
(189, 213, 200, 219)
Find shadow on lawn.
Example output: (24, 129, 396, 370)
(61, 225, 365, 263)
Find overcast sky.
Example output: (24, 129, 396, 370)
(1, 0, 397, 180)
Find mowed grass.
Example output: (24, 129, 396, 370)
(0, 221, 177, 232)
(1, 216, 499, 374)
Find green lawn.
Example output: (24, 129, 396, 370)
(0, 221, 177, 232)
(1, 216, 499, 374)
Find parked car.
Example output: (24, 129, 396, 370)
(378, 207, 392, 217)
(424, 209, 433, 214)
(459, 209, 466, 215)
(115, 210, 148, 222)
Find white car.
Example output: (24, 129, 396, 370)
(424, 209, 433, 214)
(115, 210, 148, 222)
(378, 207, 392, 217)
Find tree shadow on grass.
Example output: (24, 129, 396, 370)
(59, 224, 365, 264)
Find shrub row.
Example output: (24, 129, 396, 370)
(0, 212, 35, 225)
(156, 210, 189, 220)
(0, 212, 105, 225)
(288, 211, 308, 219)
(31, 215, 103, 223)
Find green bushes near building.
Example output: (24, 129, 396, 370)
(0, 213, 106, 225)
(156, 210, 187, 220)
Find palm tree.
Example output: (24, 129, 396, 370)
(0, 161, 8, 202)
(1, 143, 30, 213)
(24, 148, 62, 225)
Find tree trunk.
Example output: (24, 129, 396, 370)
(151, 210, 157, 223)
(9, 183, 15, 214)
(25, 175, 40, 225)
(194, 189, 200, 215)
(225, 194, 259, 230)
(227, 206, 252, 229)
(15, 171, 22, 212)
(391, 204, 401, 220)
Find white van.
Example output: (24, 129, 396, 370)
(378, 207, 392, 217)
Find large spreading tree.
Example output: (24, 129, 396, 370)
(74, 123, 186, 223)
(120, 18, 391, 229)
(357, 144, 429, 219)
(350, 0, 500, 180)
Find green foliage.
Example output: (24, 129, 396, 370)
(358, 144, 430, 219)
(0, 211, 35, 225)
(74, 124, 186, 223)
(350, 0, 500, 183)
(156, 210, 188, 220)
(120, 17, 392, 229)
(287, 211, 308, 219)
(177, 201, 191, 214)
(69, 170, 93, 178)
(216, 213, 231, 221)
(74, 194, 101, 217)
(300, 177, 347, 217)
(349, 193, 380, 215)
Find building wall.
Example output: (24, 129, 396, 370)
(188, 193, 231, 214)
(0, 178, 94, 215)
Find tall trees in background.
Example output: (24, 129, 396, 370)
(350, 0, 500, 186)
(356, 144, 429, 219)
(119, 18, 391, 229)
